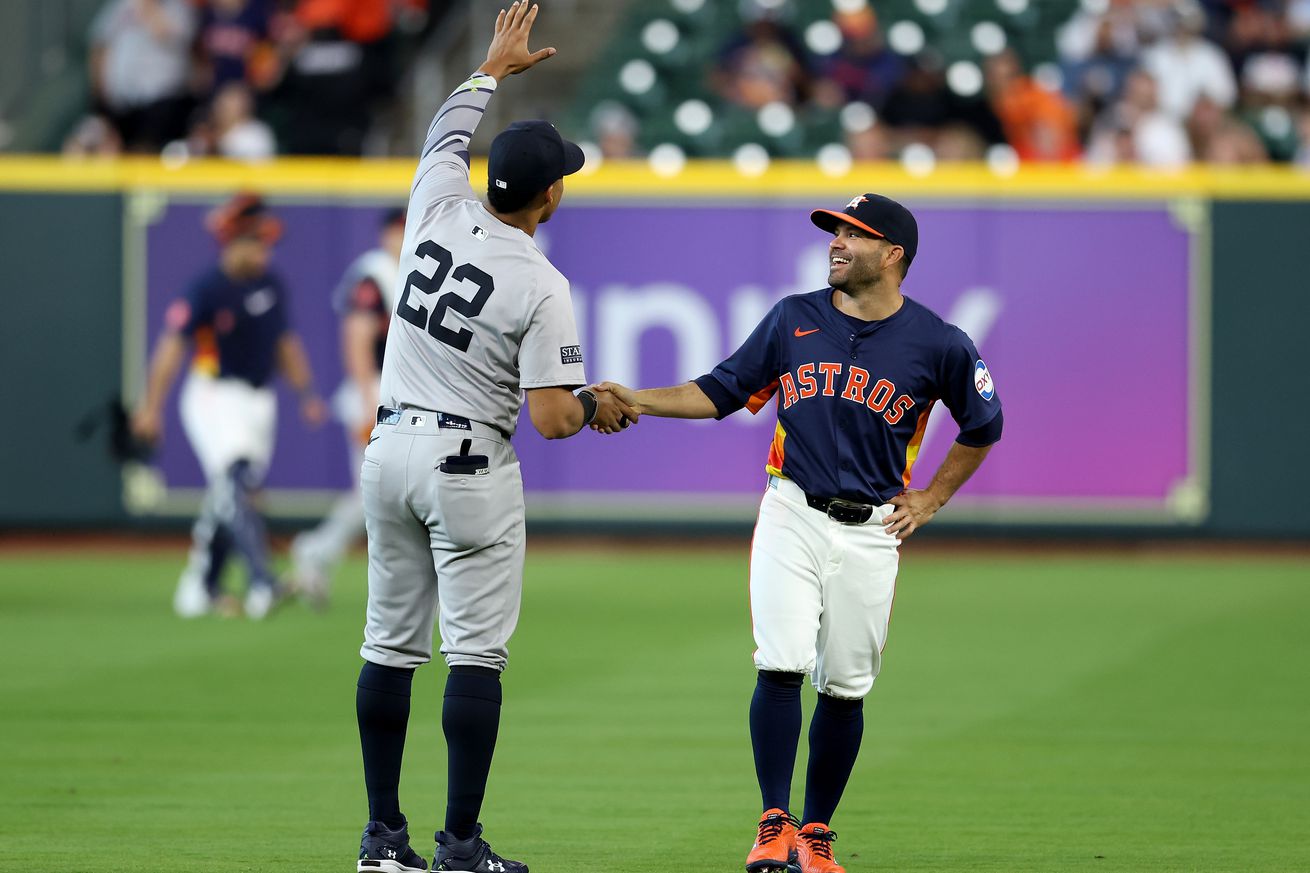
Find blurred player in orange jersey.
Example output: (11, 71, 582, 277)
(132, 193, 326, 620)
(290, 208, 405, 606)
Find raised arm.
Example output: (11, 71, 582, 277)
(416, 2, 556, 178)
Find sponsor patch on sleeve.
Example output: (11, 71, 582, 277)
(974, 360, 995, 401)
(560, 344, 583, 365)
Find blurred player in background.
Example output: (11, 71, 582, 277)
(132, 193, 326, 620)
(290, 208, 406, 606)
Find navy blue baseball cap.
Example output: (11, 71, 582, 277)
(811, 193, 918, 266)
(487, 120, 586, 206)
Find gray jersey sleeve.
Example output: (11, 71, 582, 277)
(411, 72, 499, 203)
(520, 274, 586, 389)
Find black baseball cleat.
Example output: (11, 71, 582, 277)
(358, 818, 430, 873)
(433, 824, 528, 873)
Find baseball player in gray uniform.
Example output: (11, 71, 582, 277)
(353, 6, 634, 873)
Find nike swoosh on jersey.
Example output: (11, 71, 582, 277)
(794, 327, 820, 337)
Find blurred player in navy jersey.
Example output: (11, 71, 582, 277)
(132, 193, 326, 619)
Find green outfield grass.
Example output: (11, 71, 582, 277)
(0, 544, 1307, 872)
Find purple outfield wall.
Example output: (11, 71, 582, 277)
(142, 197, 1196, 521)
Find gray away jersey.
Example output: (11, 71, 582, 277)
(379, 72, 585, 436)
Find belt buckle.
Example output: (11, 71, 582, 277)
(826, 498, 873, 525)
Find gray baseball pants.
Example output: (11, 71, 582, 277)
(359, 410, 525, 671)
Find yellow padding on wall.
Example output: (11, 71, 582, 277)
(1, 156, 1310, 200)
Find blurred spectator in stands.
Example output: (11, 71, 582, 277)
(1289, 0, 1310, 41)
(263, 0, 426, 154)
(811, 6, 904, 112)
(1059, 4, 1140, 118)
(1186, 94, 1224, 157)
(196, 0, 276, 98)
(985, 49, 1081, 162)
(590, 102, 641, 160)
(1087, 69, 1191, 166)
(1223, 4, 1301, 82)
(844, 120, 892, 161)
(89, 0, 198, 152)
(713, 3, 812, 109)
(1141, 3, 1236, 120)
(933, 124, 987, 162)
(62, 115, 123, 157)
(881, 50, 1003, 153)
(1202, 117, 1269, 162)
(1294, 110, 1310, 168)
(210, 82, 277, 160)
(1059, 0, 1146, 68)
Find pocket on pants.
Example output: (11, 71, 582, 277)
(432, 457, 507, 549)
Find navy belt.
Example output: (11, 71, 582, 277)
(376, 406, 472, 431)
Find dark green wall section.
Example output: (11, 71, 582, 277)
(1208, 201, 1310, 536)
(0, 193, 128, 525)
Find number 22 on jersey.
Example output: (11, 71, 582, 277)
(395, 240, 494, 352)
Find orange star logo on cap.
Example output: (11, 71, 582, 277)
(846, 195, 869, 209)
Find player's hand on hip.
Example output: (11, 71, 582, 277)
(589, 385, 639, 435)
(884, 489, 942, 541)
(480, 2, 556, 80)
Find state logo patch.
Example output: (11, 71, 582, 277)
(560, 344, 583, 365)
(974, 360, 995, 401)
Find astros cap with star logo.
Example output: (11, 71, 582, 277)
(810, 193, 919, 267)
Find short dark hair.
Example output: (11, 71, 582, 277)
(487, 181, 543, 213)
(895, 253, 909, 280)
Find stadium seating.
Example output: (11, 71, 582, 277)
(563, 0, 1084, 159)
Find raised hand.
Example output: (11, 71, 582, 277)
(479, 2, 556, 81)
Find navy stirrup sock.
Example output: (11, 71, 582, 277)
(357, 662, 415, 830)
(750, 670, 804, 813)
(442, 665, 503, 841)
(803, 692, 864, 826)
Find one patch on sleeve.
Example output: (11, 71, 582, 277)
(560, 344, 583, 365)
(974, 360, 995, 401)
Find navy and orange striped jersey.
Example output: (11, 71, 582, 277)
(165, 266, 290, 388)
(694, 289, 1002, 505)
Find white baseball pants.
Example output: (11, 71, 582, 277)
(179, 373, 276, 483)
(749, 476, 900, 699)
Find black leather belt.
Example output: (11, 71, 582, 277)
(376, 406, 472, 431)
(804, 493, 876, 525)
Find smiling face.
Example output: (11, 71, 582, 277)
(827, 222, 902, 291)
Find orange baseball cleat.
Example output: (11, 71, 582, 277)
(795, 823, 845, 873)
(746, 808, 801, 872)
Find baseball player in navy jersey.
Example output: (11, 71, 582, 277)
(595, 194, 1003, 873)
(132, 193, 326, 620)
(351, 6, 634, 873)
(291, 208, 406, 606)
